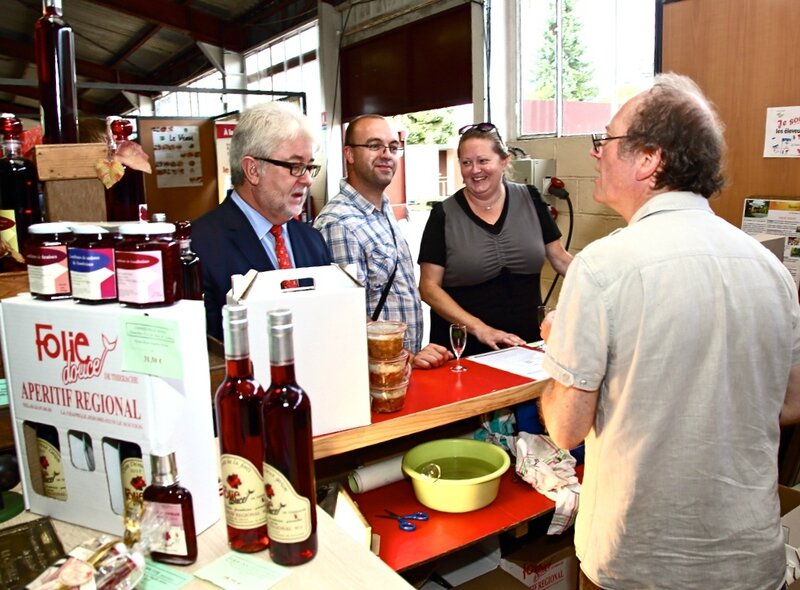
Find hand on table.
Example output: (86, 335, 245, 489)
(474, 325, 526, 350)
(410, 343, 453, 369)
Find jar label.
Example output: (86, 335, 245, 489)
(37, 438, 67, 501)
(68, 247, 117, 300)
(27, 245, 70, 295)
(221, 454, 268, 528)
(116, 250, 165, 304)
(263, 462, 312, 542)
(0, 209, 18, 252)
(150, 501, 189, 556)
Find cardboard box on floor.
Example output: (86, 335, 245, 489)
(781, 485, 800, 586)
(500, 530, 578, 590)
(230, 265, 371, 436)
(0, 296, 219, 535)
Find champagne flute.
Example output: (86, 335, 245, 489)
(449, 323, 468, 373)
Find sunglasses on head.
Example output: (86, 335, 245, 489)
(458, 122, 497, 135)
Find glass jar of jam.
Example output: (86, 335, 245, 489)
(24, 222, 73, 300)
(67, 224, 117, 304)
(115, 222, 181, 308)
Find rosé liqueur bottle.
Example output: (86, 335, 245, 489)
(143, 453, 197, 565)
(105, 117, 147, 222)
(0, 114, 43, 272)
(175, 220, 203, 301)
(216, 304, 269, 552)
(35, 0, 78, 144)
(262, 309, 317, 565)
(36, 422, 67, 500)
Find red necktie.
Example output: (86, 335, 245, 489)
(270, 225, 298, 289)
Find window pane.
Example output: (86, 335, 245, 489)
(518, 0, 654, 136)
(519, 0, 557, 135)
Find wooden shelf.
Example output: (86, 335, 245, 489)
(313, 358, 548, 459)
(354, 465, 584, 572)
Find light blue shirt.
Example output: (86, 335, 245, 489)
(231, 191, 295, 268)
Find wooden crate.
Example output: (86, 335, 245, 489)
(34, 144, 108, 222)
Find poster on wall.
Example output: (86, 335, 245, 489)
(214, 121, 236, 204)
(741, 198, 800, 285)
(152, 125, 203, 188)
(763, 106, 800, 157)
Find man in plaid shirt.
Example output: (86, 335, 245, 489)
(314, 114, 450, 369)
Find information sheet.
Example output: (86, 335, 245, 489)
(741, 197, 800, 285)
(468, 345, 549, 381)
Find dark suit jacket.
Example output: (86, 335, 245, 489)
(192, 196, 332, 340)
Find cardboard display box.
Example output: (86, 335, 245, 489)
(500, 531, 578, 590)
(781, 485, 800, 585)
(230, 265, 371, 436)
(0, 296, 220, 535)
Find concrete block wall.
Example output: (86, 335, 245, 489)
(512, 136, 626, 303)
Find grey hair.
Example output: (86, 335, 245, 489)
(229, 100, 316, 186)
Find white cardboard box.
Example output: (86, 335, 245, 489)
(500, 534, 578, 590)
(230, 265, 371, 436)
(0, 296, 220, 535)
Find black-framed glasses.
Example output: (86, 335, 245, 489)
(591, 133, 629, 152)
(346, 142, 404, 156)
(458, 122, 497, 135)
(251, 156, 321, 178)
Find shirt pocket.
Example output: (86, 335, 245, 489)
(366, 244, 396, 294)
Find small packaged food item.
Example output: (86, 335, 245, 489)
(366, 321, 407, 360)
(370, 381, 409, 413)
(368, 350, 410, 388)
(24, 222, 73, 300)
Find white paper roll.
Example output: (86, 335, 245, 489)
(347, 455, 405, 494)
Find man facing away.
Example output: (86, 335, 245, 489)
(314, 114, 451, 368)
(540, 73, 800, 589)
(193, 101, 331, 340)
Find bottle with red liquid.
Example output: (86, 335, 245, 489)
(105, 117, 147, 222)
(262, 309, 317, 565)
(216, 304, 269, 553)
(0, 114, 43, 272)
(35, 0, 78, 144)
(175, 220, 203, 300)
(143, 452, 197, 565)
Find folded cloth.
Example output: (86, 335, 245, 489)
(513, 433, 580, 535)
(474, 409, 516, 451)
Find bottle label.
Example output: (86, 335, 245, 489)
(150, 501, 189, 556)
(115, 250, 165, 304)
(0, 209, 18, 253)
(121, 457, 146, 507)
(37, 438, 67, 500)
(27, 245, 70, 295)
(263, 462, 312, 543)
(221, 454, 268, 528)
(68, 247, 117, 300)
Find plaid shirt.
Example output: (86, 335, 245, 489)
(314, 179, 423, 352)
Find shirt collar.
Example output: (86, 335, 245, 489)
(231, 190, 287, 239)
(629, 191, 713, 225)
(338, 178, 390, 214)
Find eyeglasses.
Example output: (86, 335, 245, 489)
(251, 156, 321, 178)
(346, 142, 404, 156)
(458, 122, 497, 135)
(591, 133, 629, 152)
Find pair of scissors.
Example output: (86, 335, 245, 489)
(376, 509, 429, 532)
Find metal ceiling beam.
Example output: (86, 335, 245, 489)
(87, 0, 247, 53)
(0, 35, 144, 85)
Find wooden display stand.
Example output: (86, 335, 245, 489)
(34, 143, 107, 222)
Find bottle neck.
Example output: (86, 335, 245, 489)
(42, 0, 62, 16)
(2, 139, 21, 159)
(225, 357, 253, 379)
(270, 362, 296, 386)
(179, 238, 191, 253)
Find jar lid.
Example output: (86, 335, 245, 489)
(28, 222, 73, 235)
(118, 222, 175, 236)
(69, 224, 108, 235)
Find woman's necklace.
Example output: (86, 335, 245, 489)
(466, 188, 504, 211)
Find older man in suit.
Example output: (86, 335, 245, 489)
(193, 101, 331, 339)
